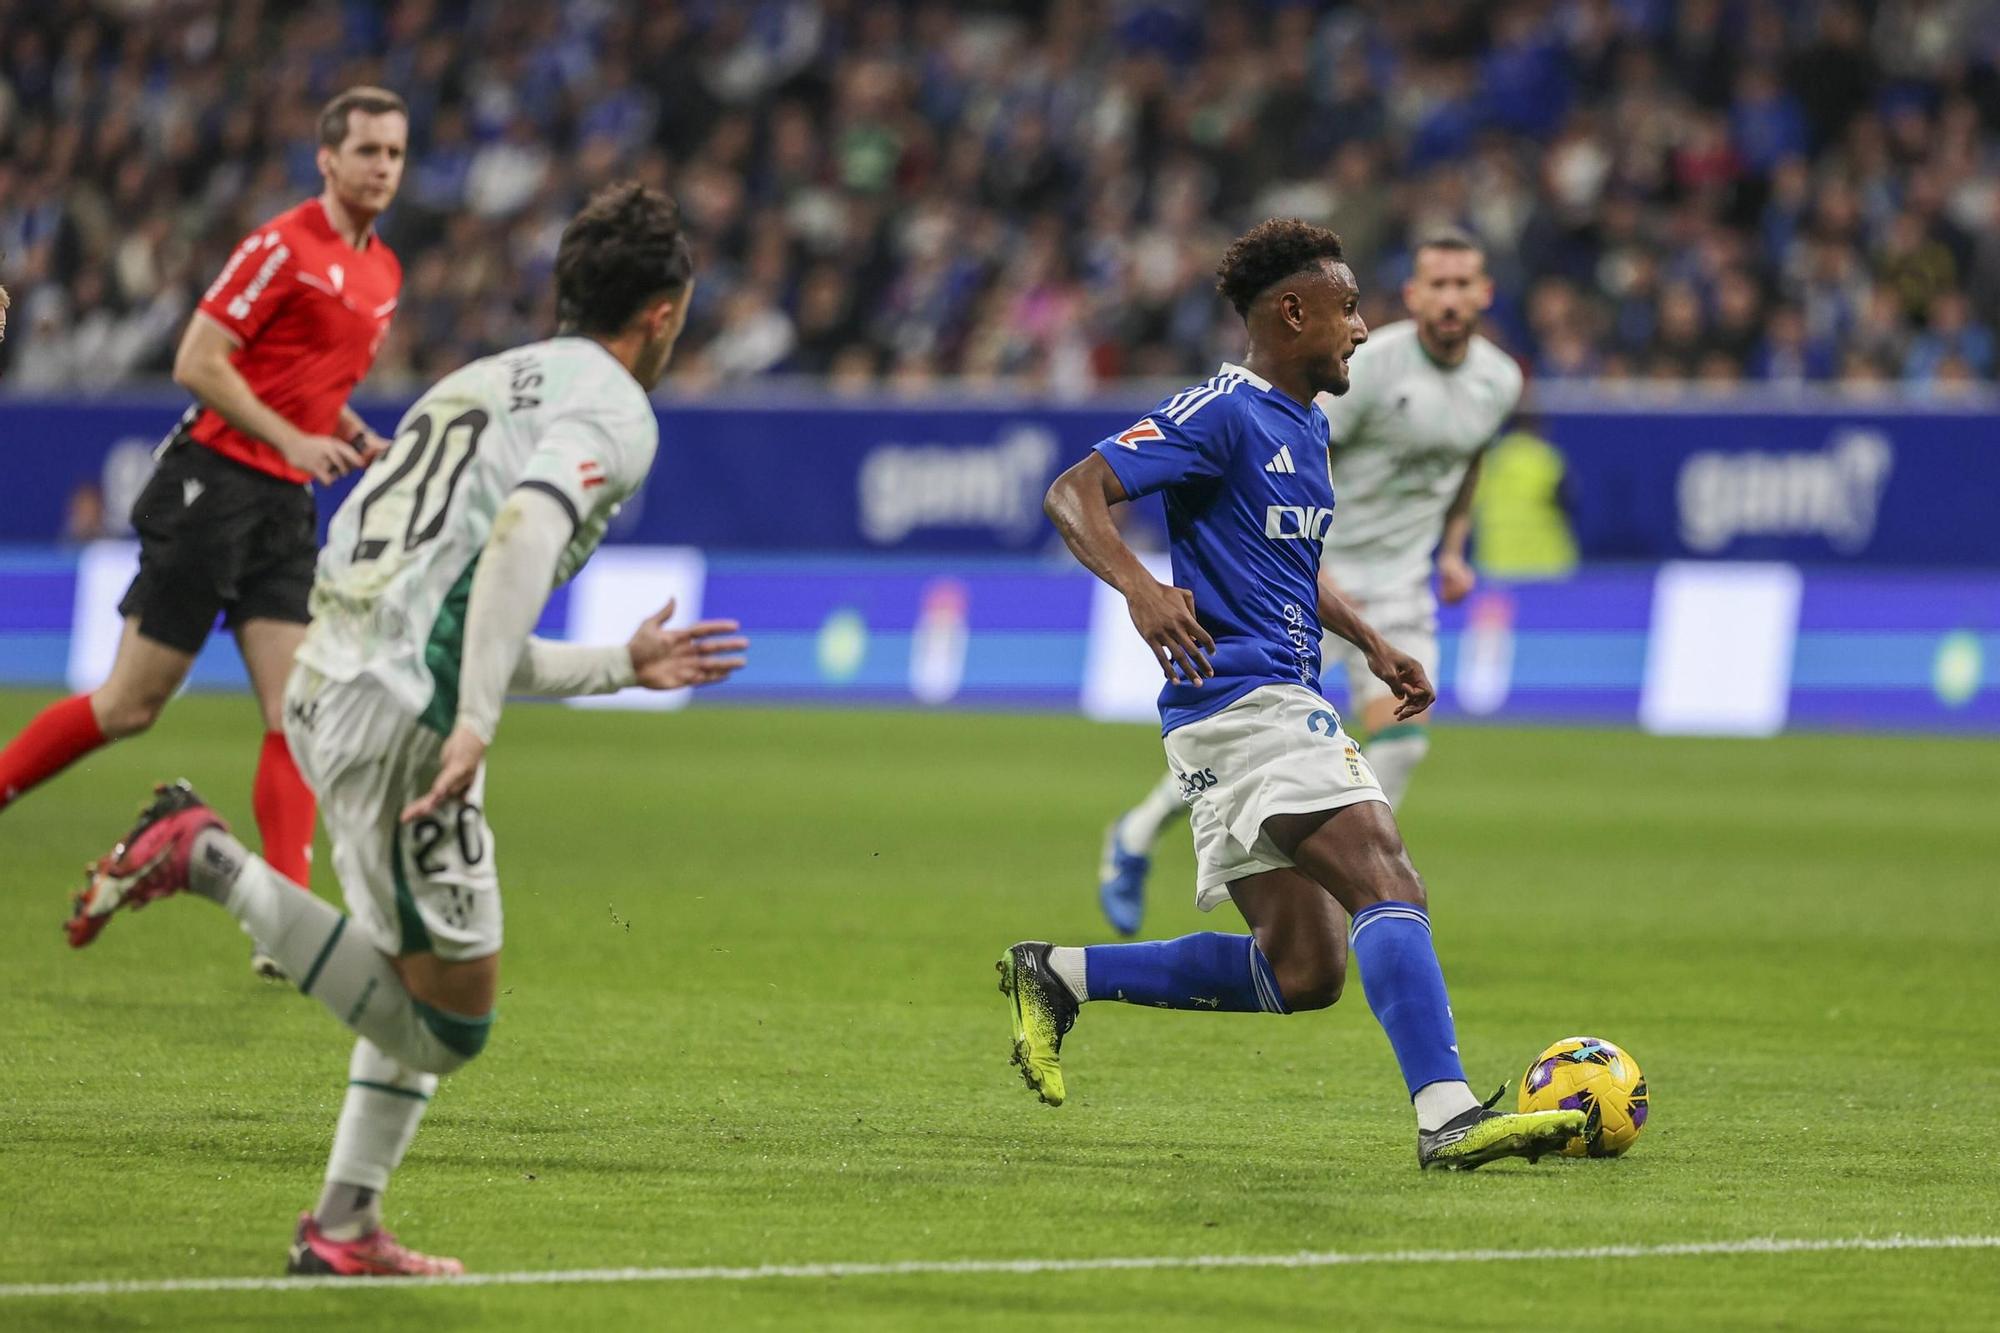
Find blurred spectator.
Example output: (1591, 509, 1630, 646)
(0, 0, 1993, 396)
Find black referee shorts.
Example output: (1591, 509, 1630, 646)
(118, 429, 319, 655)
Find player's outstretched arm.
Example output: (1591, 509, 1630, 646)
(1045, 454, 1215, 684)
(1317, 570, 1434, 720)
(622, 599, 747, 690)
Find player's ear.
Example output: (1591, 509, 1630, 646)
(1475, 272, 1495, 311)
(316, 144, 335, 182)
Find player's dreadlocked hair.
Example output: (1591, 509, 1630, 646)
(1214, 219, 1346, 317)
(554, 183, 695, 336)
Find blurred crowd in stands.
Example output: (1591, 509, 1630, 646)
(2, 0, 1997, 396)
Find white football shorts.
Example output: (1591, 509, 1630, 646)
(283, 663, 503, 961)
(1162, 683, 1388, 912)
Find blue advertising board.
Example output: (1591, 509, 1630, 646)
(1, 390, 1993, 564)
(4, 546, 1994, 735)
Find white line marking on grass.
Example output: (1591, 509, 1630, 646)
(3, 1234, 1995, 1299)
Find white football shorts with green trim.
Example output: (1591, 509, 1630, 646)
(283, 664, 503, 961)
(1162, 683, 1388, 913)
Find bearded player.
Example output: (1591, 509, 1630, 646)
(1095, 227, 1521, 937)
(65, 184, 748, 1274)
(0, 88, 410, 980)
(1000, 219, 1578, 1169)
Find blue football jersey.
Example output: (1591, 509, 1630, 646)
(1093, 362, 1337, 734)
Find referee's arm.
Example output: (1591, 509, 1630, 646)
(172, 311, 365, 484)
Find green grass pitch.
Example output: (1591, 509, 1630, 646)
(1, 689, 1996, 1330)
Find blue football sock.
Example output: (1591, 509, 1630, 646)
(1348, 902, 1466, 1097)
(1082, 933, 1287, 1013)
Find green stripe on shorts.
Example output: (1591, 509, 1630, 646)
(389, 824, 435, 955)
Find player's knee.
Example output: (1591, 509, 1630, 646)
(1273, 954, 1346, 1011)
(92, 688, 168, 739)
(412, 999, 494, 1076)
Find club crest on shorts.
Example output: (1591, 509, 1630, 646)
(1344, 744, 1366, 784)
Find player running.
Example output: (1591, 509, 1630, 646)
(65, 183, 747, 1274)
(0, 87, 409, 979)
(999, 219, 1580, 1169)
(1095, 228, 1521, 937)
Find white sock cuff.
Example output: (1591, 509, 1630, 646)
(1045, 946, 1089, 1002)
(1413, 1079, 1479, 1132)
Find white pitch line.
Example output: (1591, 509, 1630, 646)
(2, 1234, 1994, 1300)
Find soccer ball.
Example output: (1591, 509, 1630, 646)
(1517, 1036, 1648, 1158)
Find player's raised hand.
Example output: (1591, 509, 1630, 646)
(1437, 552, 1477, 605)
(1368, 646, 1436, 720)
(280, 430, 368, 484)
(627, 598, 749, 690)
(1126, 579, 1215, 685)
(402, 724, 488, 823)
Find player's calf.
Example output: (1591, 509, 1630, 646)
(70, 789, 493, 1077)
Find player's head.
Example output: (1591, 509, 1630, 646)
(1215, 218, 1367, 395)
(317, 86, 409, 220)
(554, 183, 696, 387)
(1403, 227, 1492, 353)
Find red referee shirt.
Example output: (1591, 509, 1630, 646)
(190, 198, 402, 483)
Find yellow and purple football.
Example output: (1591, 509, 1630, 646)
(1518, 1036, 1649, 1157)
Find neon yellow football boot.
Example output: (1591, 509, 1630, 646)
(1418, 1085, 1587, 1170)
(997, 942, 1079, 1106)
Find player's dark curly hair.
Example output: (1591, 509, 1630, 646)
(555, 183, 695, 336)
(1214, 219, 1346, 317)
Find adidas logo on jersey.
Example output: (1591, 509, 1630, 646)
(1264, 446, 1297, 475)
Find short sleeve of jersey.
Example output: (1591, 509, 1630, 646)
(515, 400, 658, 532)
(1093, 395, 1236, 499)
(198, 228, 298, 344)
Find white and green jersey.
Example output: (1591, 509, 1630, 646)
(298, 336, 657, 731)
(1317, 320, 1523, 602)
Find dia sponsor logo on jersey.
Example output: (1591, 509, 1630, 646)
(1264, 505, 1335, 540)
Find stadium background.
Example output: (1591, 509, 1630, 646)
(2, 0, 1995, 735)
(3, 5, 2000, 1327)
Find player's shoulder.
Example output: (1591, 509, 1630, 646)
(1465, 333, 1526, 397)
(260, 198, 327, 245)
(1149, 361, 1268, 433)
(534, 337, 656, 428)
(371, 234, 403, 281)
(1360, 320, 1424, 366)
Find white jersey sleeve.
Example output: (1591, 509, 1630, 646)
(516, 395, 657, 583)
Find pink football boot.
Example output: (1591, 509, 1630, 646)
(67, 781, 226, 948)
(286, 1213, 466, 1277)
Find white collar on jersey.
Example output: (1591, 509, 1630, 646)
(1218, 361, 1273, 391)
